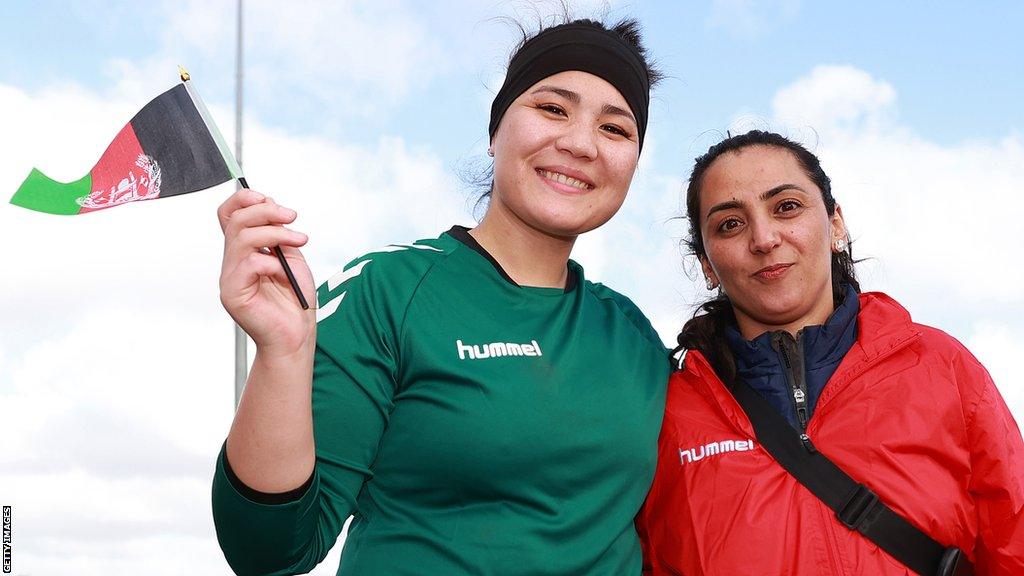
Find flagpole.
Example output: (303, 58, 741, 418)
(230, 0, 309, 408)
(234, 0, 247, 408)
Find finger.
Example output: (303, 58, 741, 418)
(275, 241, 309, 260)
(224, 225, 308, 271)
(224, 250, 314, 312)
(224, 201, 297, 240)
(218, 188, 266, 232)
(221, 251, 293, 301)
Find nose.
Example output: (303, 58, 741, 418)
(748, 217, 782, 254)
(555, 120, 598, 160)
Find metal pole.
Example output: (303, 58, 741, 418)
(234, 0, 247, 408)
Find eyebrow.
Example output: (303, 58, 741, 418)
(530, 85, 637, 125)
(704, 184, 808, 221)
(602, 103, 637, 125)
(532, 85, 580, 103)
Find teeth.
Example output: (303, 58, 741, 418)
(540, 170, 590, 190)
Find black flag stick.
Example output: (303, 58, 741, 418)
(237, 176, 310, 310)
(177, 66, 310, 311)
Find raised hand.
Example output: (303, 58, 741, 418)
(217, 188, 316, 357)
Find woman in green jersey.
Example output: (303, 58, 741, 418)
(212, 15, 668, 576)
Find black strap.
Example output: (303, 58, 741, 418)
(730, 379, 973, 576)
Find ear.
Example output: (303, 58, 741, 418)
(699, 254, 718, 285)
(830, 204, 848, 245)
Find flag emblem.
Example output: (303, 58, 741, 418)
(77, 153, 162, 210)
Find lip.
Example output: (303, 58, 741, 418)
(535, 165, 596, 194)
(753, 263, 793, 280)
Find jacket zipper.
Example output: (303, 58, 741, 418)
(774, 332, 844, 574)
(773, 332, 810, 431)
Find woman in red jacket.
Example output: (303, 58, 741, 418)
(637, 130, 1024, 575)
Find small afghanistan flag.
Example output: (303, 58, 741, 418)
(10, 71, 242, 215)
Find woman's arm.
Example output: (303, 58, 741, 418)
(211, 189, 407, 575)
(226, 340, 316, 493)
(216, 187, 318, 493)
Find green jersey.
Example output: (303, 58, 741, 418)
(212, 227, 670, 575)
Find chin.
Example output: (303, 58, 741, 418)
(527, 210, 613, 238)
(737, 295, 806, 327)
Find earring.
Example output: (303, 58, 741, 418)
(834, 238, 847, 252)
(487, 147, 494, 157)
(705, 278, 715, 290)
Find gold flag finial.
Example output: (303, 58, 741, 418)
(178, 65, 190, 82)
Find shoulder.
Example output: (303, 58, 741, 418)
(861, 290, 988, 372)
(316, 233, 457, 323)
(911, 323, 993, 393)
(913, 323, 973, 359)
(863, 291, 997, 414)
(583, 277, 665, 350)
(908, 322, 1008, 433)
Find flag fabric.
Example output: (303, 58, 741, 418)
(10, 80, 242, 215)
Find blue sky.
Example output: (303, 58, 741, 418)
(1, 1, 1022, 574)
(4, 2, 1020, 153)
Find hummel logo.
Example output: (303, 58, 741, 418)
(679, 438, 757, 465)
(457, 339, 543, 360)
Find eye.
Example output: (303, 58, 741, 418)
(537, 103, 566, 116)
(716, 218, 743, 234)
(600, 123, 631, 138)
(776, 199, 803, 214)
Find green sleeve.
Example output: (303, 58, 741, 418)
(211, 445, 325, 575)
(212, 253, 408, 576)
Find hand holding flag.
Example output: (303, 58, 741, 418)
(217, 188, 316, 355)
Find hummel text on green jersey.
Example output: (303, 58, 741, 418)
(456, 339, 543, 360)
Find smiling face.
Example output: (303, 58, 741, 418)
(698, 145, 847, 338)
(487, 70, 640, 239)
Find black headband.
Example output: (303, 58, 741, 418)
(488, 22, 651, 152)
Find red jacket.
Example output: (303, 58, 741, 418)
(637, 292, 1024, 575)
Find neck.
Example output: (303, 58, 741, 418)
(470, 203, 575, 289)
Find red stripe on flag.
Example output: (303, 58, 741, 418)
(79, 124, 157, 214)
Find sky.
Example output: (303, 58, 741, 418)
(1, 1, 1022, 574)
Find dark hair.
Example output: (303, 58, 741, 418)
(674, 130, 861, 382)
(467, 14, 664, 218)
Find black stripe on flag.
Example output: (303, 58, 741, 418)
(130, 84, 231, 198)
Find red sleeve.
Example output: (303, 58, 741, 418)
(961, 354, 1024, 575)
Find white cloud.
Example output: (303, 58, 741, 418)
(771, 65, 899, 135)
(68, 0, 449, 127)
(153, 0, 446, 119)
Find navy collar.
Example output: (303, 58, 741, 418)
(726, 284, 860, 376)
